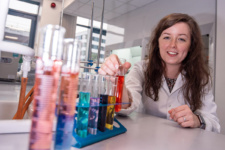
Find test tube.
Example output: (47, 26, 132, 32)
(88, 74, 100, 135)
(29, 25, 65, 150)
(105, 76, 118, 130)
(98, 75, 109, 132)
(54, 39, 81, 150)
(115, 58, 126, 112)
(76, 72, 92, 138)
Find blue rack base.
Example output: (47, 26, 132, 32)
(71, 118, 127, 148)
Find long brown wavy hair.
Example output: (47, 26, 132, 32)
(144, 13, 210, 111)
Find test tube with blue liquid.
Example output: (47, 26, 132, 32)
(88, 74, 100, 135)
(98, 75, 109, 132)
(54, 39, 81, 150)
(76, 72, 92, 137)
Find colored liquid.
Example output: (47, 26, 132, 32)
(98, 94, 108, 132)
(54, 73, 79, 150)
(115, 76, 124, 112)
(29, 58, 62, 150)
(88, 97, 100, 135)
(76, 92, 90, 138)
(105, 96, 116, 130)
(72, 107, 78, 137)
(54, 115, 74, 150)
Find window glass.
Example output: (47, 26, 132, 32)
(77, 17, 89, 26)
(4, 14, 32, 46)
(93, 20, 108, 30)
(76, 26, 89, 61)
(76, 26, 88, 34)
(76, 17, 107, 63)
(9, 0, 39, 15)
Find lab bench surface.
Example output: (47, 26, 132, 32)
(0, 112, 225, 150)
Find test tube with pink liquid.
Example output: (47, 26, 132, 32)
(29, 25, 65, 150)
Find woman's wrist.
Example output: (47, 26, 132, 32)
(195, 114, 206, 129)
(121, 83, 132, 109)
(194, 114, 201, 128)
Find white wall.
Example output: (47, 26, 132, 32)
(215, 0, 225, 134)
(34, 0, 76, 55)
(62, 14, 77, 38)
(64, 0, 74, 8)
(38, 0, 62, 28)
(34, 0, 63, 55)
(106, 0, 215, 50)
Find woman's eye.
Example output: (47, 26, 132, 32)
(163, 36, 170, 40)
(178, 38, 186, 42)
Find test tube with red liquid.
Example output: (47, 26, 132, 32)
(115, 58, 126, 112)
(29, 25, 65, 150)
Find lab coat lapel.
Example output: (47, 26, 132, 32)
(162, 73, 184, 95)
(171, 73, 184, 94)
(162, 76, 170, 95)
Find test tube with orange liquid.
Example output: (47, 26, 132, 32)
(105, 76, 118, 130)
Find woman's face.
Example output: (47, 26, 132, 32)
(158, 22, 191, 69)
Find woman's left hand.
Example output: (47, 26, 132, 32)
(168, 105, 200, 128)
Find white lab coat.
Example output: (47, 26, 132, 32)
(119, 60, 220, 133)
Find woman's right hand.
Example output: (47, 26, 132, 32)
(99, 54, 132, 110)
(98, 54, 131, 76)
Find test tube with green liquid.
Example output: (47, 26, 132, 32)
(76, 72, 92, 137)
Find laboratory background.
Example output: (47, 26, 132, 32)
(0, 0, 225, 149)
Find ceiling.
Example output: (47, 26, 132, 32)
(64, 0, 156, 22)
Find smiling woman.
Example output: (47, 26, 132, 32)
(144, 13, 211, 114)
(99, 13, 220, 133)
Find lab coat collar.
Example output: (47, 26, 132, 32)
(162, 73, 184, 95)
